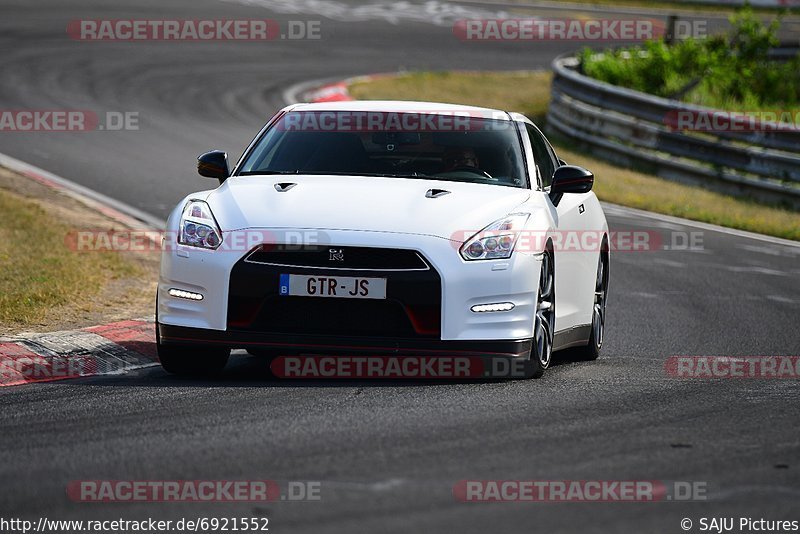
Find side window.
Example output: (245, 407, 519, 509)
(525, 124, 557, 189)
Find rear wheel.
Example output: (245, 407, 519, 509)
(529, 248, 555, 379)
(577, 249, 609, 361)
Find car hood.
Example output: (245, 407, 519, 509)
(205, 174, 531, 241)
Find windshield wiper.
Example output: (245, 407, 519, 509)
(238, 170, 299, 176)
(382, 172, 438, 179)
(240, 170, 441, 179)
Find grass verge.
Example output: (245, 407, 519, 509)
(349, 70, 799, 240)
(351, 71, 552, 124)
(0, 168, 158, 333)
(491, 0, 798, 14)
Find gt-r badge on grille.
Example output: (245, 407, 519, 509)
(329, 248, 345, 261)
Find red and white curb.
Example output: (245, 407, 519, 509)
(304, 81, 353, 103)
(0, 319, 157, 387)
(0, 153, 165, 388)
(283, 73, 398, 105)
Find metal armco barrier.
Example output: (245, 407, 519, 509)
(547, 56, 800, 209)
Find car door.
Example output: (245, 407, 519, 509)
(524, 123, 595, 331)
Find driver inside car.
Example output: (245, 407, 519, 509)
(440, 147, 480, 172)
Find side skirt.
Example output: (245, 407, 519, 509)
(553, 324, 592, 352)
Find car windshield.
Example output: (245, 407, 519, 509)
(237, 110, 528, 188)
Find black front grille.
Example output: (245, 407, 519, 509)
(243, 296, 426, 337)
(229, 247, 441, 339)
(245, 245, 428, 271)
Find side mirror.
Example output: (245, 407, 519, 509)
(549, 165, 593, 207)
(197, 150, 229, 183)
(551, 165, 593, 195)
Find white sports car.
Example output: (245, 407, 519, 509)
(156, 101, 609, 378)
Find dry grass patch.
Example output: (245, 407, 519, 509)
(0, 169, 159, 334)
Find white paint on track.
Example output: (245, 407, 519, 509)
(601, 202, 800, 249)
(0, 151, 164, 230)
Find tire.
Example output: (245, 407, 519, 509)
(246, 348, 278, 358)
(157, 340, 230, 376)
(528, 246, 555, 379)
(155, 293, 230, 375)
(576, 247, 609, 361)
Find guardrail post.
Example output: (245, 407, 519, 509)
(665, 15, 678, 45)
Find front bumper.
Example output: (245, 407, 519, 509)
(158, 228, 542, 343)
(158, 323, 533, 359)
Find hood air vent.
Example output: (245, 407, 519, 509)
(274, 182, 297, 192)
(425, 188, 450, 199)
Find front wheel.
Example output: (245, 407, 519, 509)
(156, 324, 230, 376)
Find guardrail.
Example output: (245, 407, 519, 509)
(546, 56, 800, 209)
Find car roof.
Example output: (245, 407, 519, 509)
(288, 100, 512, 119)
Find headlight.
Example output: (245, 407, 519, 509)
(459, 213, 530, 261)
(178, 200, 222, 249)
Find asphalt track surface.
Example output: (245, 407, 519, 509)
(1, 1, 799, 533)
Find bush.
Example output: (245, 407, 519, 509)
(579, 7, 800, 111)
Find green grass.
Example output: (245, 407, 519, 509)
(350, 71, 553, 124)
(0, 188, 139, 326)
(348, 70, 800, 240)
(579, 8, 800, 112)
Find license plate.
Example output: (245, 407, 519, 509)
(279, 274, 387, 299)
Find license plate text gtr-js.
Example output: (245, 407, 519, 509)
(279, 274, 388, 299)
